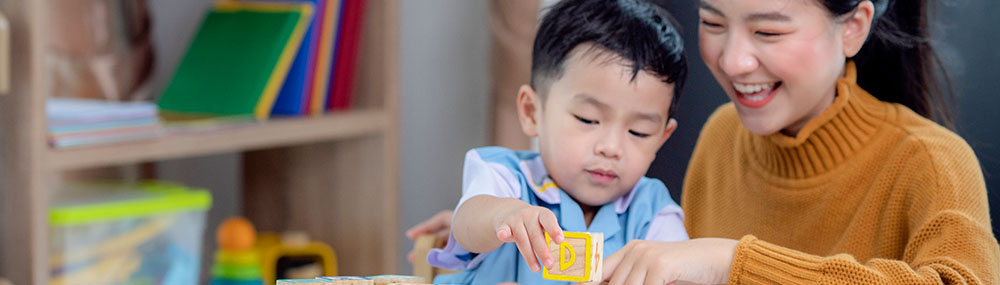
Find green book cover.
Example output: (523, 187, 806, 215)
(158, 1, 313, 120)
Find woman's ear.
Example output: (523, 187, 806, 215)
(516, 84, 542, 137)
(842, 1, 875, 58)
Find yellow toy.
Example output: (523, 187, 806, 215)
(542, 231, 604, 283)
(258, 231, 338, 284)
(211, 216, 339, 285)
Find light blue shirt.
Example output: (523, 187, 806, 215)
(428, 147, 688, 284)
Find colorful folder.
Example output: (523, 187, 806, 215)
(327, 0, 365, 111)
(307, 0, 342, 116)
(271, 0, 322, 116)
(158, 1, 313, 120)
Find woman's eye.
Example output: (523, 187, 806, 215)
(574, 115, 597, 125)
(755, 31, 784, 37)
(700, 20, 723, 28)
(629, 130, 651, 138)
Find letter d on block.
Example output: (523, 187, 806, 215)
(542, 231, 602, 282)
(559, 239, 576, 271)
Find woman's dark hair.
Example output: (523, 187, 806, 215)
(531, 0, 688, 119)
(822, 0, 955, 128)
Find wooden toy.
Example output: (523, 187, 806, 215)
(542, 232, 603, 283)
(412, 233, 459, 282)
(366, 274, 426, 284)
(317, 276, 374, 284)
(277, 279, 332, 284)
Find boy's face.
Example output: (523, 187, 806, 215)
(517, 47, 678, 207)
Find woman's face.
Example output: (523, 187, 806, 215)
(698, 0, 849, 136)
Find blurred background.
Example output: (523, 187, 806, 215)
(0, 0, 995, 284)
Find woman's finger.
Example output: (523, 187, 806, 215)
(602, 241, 632, 281)
(622, 261, 647, 285)
(625, 258, 663, 285)
(608, 245, 638, 285)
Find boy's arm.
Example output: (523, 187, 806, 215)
(452, 195, 528, 253)
(453, 194, 564, 273)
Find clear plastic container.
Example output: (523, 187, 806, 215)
(48, 181, 212, 285)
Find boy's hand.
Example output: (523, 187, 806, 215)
(494, 204, 564, 273)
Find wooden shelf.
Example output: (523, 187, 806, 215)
(49, 109, 390, 171)
(0, 0, 400, 283)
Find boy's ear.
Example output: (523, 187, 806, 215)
(658, 118, 678, 147)
(516, 84, 542, 137)
(842, 1, 875, 58)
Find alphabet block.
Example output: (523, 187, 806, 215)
(542, 232, 603, 282)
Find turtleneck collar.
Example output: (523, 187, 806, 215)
(744, 61, 889, 179)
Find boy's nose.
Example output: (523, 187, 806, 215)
(595, 132, 623, 160)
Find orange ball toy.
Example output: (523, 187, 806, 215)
(217, 216, 257, 251)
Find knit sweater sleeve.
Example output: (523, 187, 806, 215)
(728, 127, 1000, 284)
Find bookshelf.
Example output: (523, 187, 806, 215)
(0, 0, 400, 284)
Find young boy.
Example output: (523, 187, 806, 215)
(428, 0, 688, 283)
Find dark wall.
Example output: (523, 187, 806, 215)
(648, 1, 1000, 238)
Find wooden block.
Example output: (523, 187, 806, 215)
(542, 232, 603, 283)
(318, 276, 375, 284)
(277, 279, 333, 284)
(365, 274, 426, 284)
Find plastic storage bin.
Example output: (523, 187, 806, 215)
(48, 181, 212, 285)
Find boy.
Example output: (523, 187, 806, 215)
(428, 0, 688, 283)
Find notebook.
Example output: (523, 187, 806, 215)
(307, 0, 343, 115)
(269, 0, 321, 116)
(158, 1, 313, 120)
(327, 0, 365, 110)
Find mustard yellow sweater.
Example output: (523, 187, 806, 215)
(682, 63, 1000, 284)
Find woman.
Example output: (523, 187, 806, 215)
(410, 0, 999, 283)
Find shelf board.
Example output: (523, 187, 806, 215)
(48, 109, 390, 171)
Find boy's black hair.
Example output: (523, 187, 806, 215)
(531, 0, 687, 119)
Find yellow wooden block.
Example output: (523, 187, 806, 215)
(542, 232, 603, 283)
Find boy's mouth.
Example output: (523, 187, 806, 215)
(586, 169, 618, 184)
(733, 81, 781, 108)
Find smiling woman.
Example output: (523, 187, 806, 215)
(658, 0, 999, 284)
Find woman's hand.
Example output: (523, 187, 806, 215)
(405, 210, 454, 263)
(602, 238, 739, 285)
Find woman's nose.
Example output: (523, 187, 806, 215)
(719, 34, 759, 77)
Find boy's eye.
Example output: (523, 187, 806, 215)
(574, 115, 597, 125)
(629, 130, 651, 138)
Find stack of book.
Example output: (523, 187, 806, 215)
(47, 98, 164, 148)
(157, 0, 367, 121)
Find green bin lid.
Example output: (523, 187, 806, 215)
(49, 181, 212, 226)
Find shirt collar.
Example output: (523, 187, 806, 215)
(519, 155, 639, 214)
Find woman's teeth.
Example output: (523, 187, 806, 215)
(733, 82, 775, 94)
